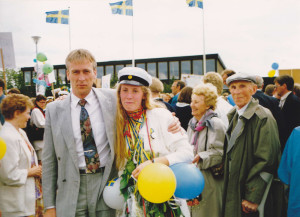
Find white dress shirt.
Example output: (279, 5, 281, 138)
(279, 91, 292, 109)
(236, 99, 251, 116)
(70, 90, 110, 169)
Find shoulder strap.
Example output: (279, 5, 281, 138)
(204, 127, 208, 151)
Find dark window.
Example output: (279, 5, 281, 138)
(170, 61, 179, 79)
(58, 69, 66, 84)
(181, 60, 191, 74)
(136, 63, 145, 69)
(105, 65, 114, 76)
(24, 71, 31, 86)
(147, 63, 156, 77)
(158, 62, 168, 79)
(193, 60, 203, 75)
(206, 59, 215, 72)
(97, 66, 104, 78)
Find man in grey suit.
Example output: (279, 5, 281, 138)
(43, 49, 180, 217)
(43, 49, 117, 217)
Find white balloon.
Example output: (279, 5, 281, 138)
(103, 177, 125, 210)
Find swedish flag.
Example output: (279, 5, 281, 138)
(106, 177, 118, 186)
(46, 10, 69, 24)
(186, 0, 203, 9)
(109, 0, 133, 16)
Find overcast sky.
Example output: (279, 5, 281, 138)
(1, 0, 300, 76)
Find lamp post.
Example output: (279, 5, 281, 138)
(31, 36, 41, 75)
(32, 36, 41, 55)
(32, 36, 41, 95)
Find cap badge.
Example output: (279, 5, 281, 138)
(128, 75, 132, 79)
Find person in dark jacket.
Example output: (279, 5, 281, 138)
(253, 76, 288, 150)
(174, 86, 193, 131)
(274, 75, 300, 140)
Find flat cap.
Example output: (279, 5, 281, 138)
(226, 73, 257, 86)
(118, 67, 152, 86)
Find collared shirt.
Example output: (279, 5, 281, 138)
(236, 99, 251, 116)
(70, 90, 110, 169)
(279, 91, 292, 109)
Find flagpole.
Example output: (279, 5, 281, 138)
(202, 4, 206, 74)
(131, 4, 135, 67)
(68, 7, 72, 51)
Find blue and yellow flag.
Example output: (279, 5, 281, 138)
(109, 0, 133, 16)
(106, 177, 119, 186)
(46, 10, 69, 24)
(186, 0, 203, 9)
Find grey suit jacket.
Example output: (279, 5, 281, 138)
(42, 88, 117, 217)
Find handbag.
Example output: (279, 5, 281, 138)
(25, 122, 44, 143)
(204, 127, 224, 179)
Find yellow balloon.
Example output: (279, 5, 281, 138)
(268, 70, 276, 77)
(0, 137, 7, 160)
(138, 163, 176, 204)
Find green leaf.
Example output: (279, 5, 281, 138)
(163, 203, 167, 213)
(120, 177, 128, 190)
(126, 160, 136, 173)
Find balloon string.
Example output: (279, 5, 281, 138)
(142, 198, 147, 217)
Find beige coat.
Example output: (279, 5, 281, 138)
(0, 122, 38, 217)
(187, 116, 226, 217)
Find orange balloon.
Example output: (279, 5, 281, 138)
(138, 163, 176, 204)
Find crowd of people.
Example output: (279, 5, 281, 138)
(0, 49, 299, 217)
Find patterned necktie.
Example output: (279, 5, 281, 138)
(79, 99, 100, 173)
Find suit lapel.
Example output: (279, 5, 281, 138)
(93, 88, 116, 193)
(57, 96, 79, 169)
(225, 99, 258, 153)
(281, 92, 293, 112)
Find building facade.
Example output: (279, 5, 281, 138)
(21, 53, 226, 87)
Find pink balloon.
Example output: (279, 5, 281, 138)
(38, 73, 44, 80)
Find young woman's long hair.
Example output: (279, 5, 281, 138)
(115, 84, 161, 170)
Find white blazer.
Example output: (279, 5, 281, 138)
(139, 108, 194, 165)
(0, 122, 38, 217)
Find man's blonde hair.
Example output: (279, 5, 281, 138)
(65, 49, 97, 70)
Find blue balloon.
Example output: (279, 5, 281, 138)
(33, 78, 49, 87)
(272, 62, 279, 70)
(170, 163, 205, 199)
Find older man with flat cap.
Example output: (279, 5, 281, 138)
(222, 73, 281, 217)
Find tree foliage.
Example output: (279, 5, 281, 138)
(0, 69, 35, 96)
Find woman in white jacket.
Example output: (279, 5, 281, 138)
(115, 67, 193, 217)
(0, 94, 42, 217)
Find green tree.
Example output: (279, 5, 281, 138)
(0, 69, 35, 96)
